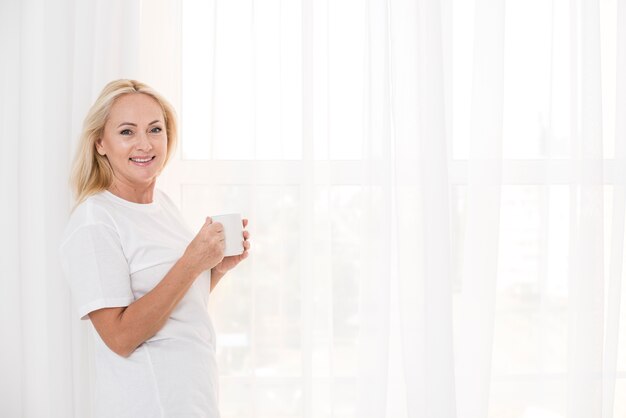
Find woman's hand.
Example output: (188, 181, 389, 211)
(183, 217, 226, 275)
(213, 218, 251, 275)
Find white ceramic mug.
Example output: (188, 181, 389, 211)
(211, 213, 244, 257)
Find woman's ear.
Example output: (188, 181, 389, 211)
(95, 138, 106, 156)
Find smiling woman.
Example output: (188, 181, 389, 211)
(58, 79, 251, 418)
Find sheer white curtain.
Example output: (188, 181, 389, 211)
(0, 0, 146, 416)
(1, 0, 624, 417)
(177, 0, 626, 417)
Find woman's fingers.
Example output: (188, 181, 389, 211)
(243, 218, 248, 228)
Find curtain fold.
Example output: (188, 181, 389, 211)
(356, 0, 392, 417)
(0, 0, 24, 416)
(301, 1, 315, 416)
(392, 0, 456, 416)
(603, 2, 626, 417)
(456, 0, 505, 417)
(568, 0, 605, 416)
(0, 1, 143, 416)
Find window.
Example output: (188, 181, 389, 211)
(167, 0, 626, 416)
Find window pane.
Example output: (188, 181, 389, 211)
(182, 0, 255, 160)
(255, 382, 302, 418)
(255, 0, 302, 160)
(330, 186, 362, 376)
(182, 0, 302, 160)
(600, 0, 617, 159)
(493, 186, 569, 376)
(327, 0, 365, 160)
(487, 378, 566, 418)
(451, 0, 474, 160)
(451, 185, 467, 292)
(452, 0, 617, 159)
(219, 378, 253, 418)
(182, 0, 214, 160)
(212, 0, 255, 159)
(502, 0, 554, 159)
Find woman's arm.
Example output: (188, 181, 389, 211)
(89, 217, 225, 358)
(89, 254, 203, 357)
(210, 268, 226, 292)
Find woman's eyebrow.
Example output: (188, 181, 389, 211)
(116, 119, 162, 128)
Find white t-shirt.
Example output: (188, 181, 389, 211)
(59, 189, 220, 418)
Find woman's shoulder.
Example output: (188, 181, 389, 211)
(61, 192, 118, 244)
(71, 191, 117, 222)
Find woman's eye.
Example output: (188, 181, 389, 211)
(120, 129, 132, 135)
(151, 127, 162, 133)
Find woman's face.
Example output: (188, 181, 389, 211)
(96, 93, 168, 189)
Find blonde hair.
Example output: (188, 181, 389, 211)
(69, 79, 178, 208)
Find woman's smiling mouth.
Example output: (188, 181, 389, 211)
(129, 156, 156, 166)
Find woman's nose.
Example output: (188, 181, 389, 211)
(136, 131, 152, 151)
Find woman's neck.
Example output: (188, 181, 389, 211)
(108, 180, 156, 204)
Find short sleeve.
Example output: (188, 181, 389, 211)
(59, 222, 135, 320)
